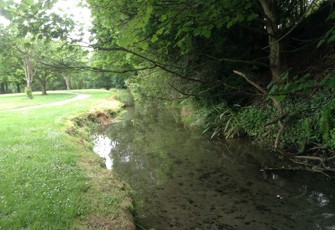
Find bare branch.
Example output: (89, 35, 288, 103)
(207, 55, 268, 68)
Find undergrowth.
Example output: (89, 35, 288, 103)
(180, 90, 335, 154)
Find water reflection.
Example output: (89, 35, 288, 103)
(92, 134, 117, 170)
(93, 106, 335, 229)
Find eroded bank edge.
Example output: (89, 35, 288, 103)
(64, 98, 136, 230)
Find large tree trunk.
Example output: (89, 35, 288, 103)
(256, 0, 285, 150)
(40, 80, 47, 95)
(259, 0, 281, 83)
(63, 75, 71, 90)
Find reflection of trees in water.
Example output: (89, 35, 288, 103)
(105, 107, 184, 186)
(102, 106, 335, 229)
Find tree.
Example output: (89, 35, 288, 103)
(87, 0, 334, 150)
(0, 54, 25, 94)
(0, 0, 77, 97)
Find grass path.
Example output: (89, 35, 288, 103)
(0, 91, 77, 111)
(0, 93, 90, 113)
(0, 89, 134, 229)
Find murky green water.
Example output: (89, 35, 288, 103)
(93, 106, 335, 230)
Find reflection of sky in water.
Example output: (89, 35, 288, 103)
(265, 174, 331, 208)
(309, 191, 330, 207)
(92, 134, 117, 170)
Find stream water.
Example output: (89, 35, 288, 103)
(92, 106, 335, 230)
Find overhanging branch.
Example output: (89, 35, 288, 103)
(95, 45, 205, 83)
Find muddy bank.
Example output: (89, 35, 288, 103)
(65, 97, 136, 230)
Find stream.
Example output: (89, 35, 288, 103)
(93, 105, 335, 230)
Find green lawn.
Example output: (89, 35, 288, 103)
(0, 92, 76, 111)
(0, 89, 133, 229)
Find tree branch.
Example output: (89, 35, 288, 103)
(208, 55, 269, 68)
(95, 45, 205, 83)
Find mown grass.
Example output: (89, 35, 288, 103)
(0, 89, 134, 229)
(0, 92, 76, 111)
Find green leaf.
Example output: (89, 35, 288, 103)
(326, 79, 335, 89)
(23, 0, 34, 5)
(327, 33, 335, 43)
(156, 27, 164, 35)
(125, 53, 132, 61)
(138, 42, 148, 51)
(273, 95, 286, 102)
(151, 34, 158, 42)
(269, 84, 278, 94)
(159, 14, 167, 21)
(24, 42, 31, 48)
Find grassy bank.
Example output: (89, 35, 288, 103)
(0, 89, 135, 229)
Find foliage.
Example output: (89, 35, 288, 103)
(109, 89, 134, 107)
(126, 69, 177, 103)
(0, 1, 92, 95)
(201, 103, 241, 139)
(317, 9, 335, 47)
(238, 106, 270, 138)
(319, 100, 335, 148)
(89, 73, 127, 90)
(0, 0, 75, 41)
(238, 90, 335, 153)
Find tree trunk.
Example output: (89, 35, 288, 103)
(36, 75, 48, 95)
(22, 54, 33, 90)
(16, 83, 21, 93)
(4, 82, 8, 93)
(0, 83, 5, 94)
(259, 0, 281, 83)
(63, 75, 71, 90)
(41, 80, 47, 95)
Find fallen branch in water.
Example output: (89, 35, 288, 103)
(261, 165, 332, 179)
(289, 154, 335, 178)
(294, 155, 326, 162)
